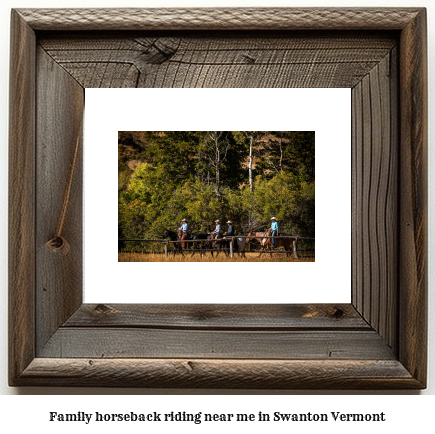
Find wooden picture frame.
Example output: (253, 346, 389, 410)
(9, 8, 427, 389)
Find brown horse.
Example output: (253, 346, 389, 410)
(210, 232, 226, 257)
(178, 230, 188, 249)
(245, 231, 268, 243)
(265, 228, 298, 258)
(191, 233, 213, 257)
(163, 229, 183, 256)
(246, 231, 271, 256)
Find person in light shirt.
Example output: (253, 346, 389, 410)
(178, 218, 189, 247)
(271, 217, 279, 247)
(224, 220, 235, 237)
(212, 219, 221, 238)
(179, 218, 188, 233)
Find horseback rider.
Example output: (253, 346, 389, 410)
(271, 216, 279, 247)
(224, 219, 238, 251)
(212, 219, 221, 239)
(178, 218, 189, 247)
(224, 220, 235, 237)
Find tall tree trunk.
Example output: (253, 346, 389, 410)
(215, 137, 220, 196)
(202, 131, 229, 197)
(216, 164, 220, 196)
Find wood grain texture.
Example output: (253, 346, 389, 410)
(65, 304, 369, 330)
(351, 50, 398, 351)
(8, 7, 427, 389)
(398, 8, 428, 386)
(8, 10, 36, 386)
(16, 8, 422, 31)
(35, 48, 84, 353)
(351, 78, 362, 313)
(387, 47, 399, 350)
(39, 328, 395, 360)
(39, 33, 396, 89)
(17, 358, 420, 389)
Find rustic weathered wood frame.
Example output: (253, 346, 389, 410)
(9, 8, 427, 388)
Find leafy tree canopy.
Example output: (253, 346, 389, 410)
(118, 131, 315, 249)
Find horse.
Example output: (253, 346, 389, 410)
(246, 231, 269, 252)
(245, 230, 274, 257)
(237, 236, 249, 257)
(245, 230, 269, 243)
(178, 230, 193, 250)
(191, 233, 213, 257)
(210, 232, 227, 257)
(163, 229, 183, 256)
(224, 235, 246, 258)
(223, 236, 247, 258)
(265, 228, 299, 258)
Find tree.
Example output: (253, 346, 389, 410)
(197, 131, 229, 196)
(255, 131, 315, 182)
(118, 131, 150, 163)
(233, 131, 268, 192)
(141, 131, 200, 183)
(118, 131, 315, 246)
(195, 131, 246, 195)
(251, 170, 315, 237)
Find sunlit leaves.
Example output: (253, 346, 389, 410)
(118, 131, 315, 247)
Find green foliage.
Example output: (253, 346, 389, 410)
(118, 131, 315, 247)
(142, 131, 199, 183)
(255, 131, 315, 181)
(195, 131, 247, 191)
(118, 158, 131, 190)
(251, 171, 315, 237)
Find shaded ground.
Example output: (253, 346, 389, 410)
(118, 251, 315, 262)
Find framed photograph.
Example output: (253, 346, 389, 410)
(86, 88, 349, 305)
(9, 8, 427, 388)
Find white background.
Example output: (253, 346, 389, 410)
(85, 88, 351, 304)
(0, 0, 434, 420)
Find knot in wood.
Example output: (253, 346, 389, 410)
(94, 304, 116, 315)
(45, 236, 70, 255)
(242, 53, 256, 64)
(139, 38, 177, 64)
(332, 308, 345, 319)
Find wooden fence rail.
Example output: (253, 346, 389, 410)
(119, 236, 315, 242)
(119, 235, 315, 259)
